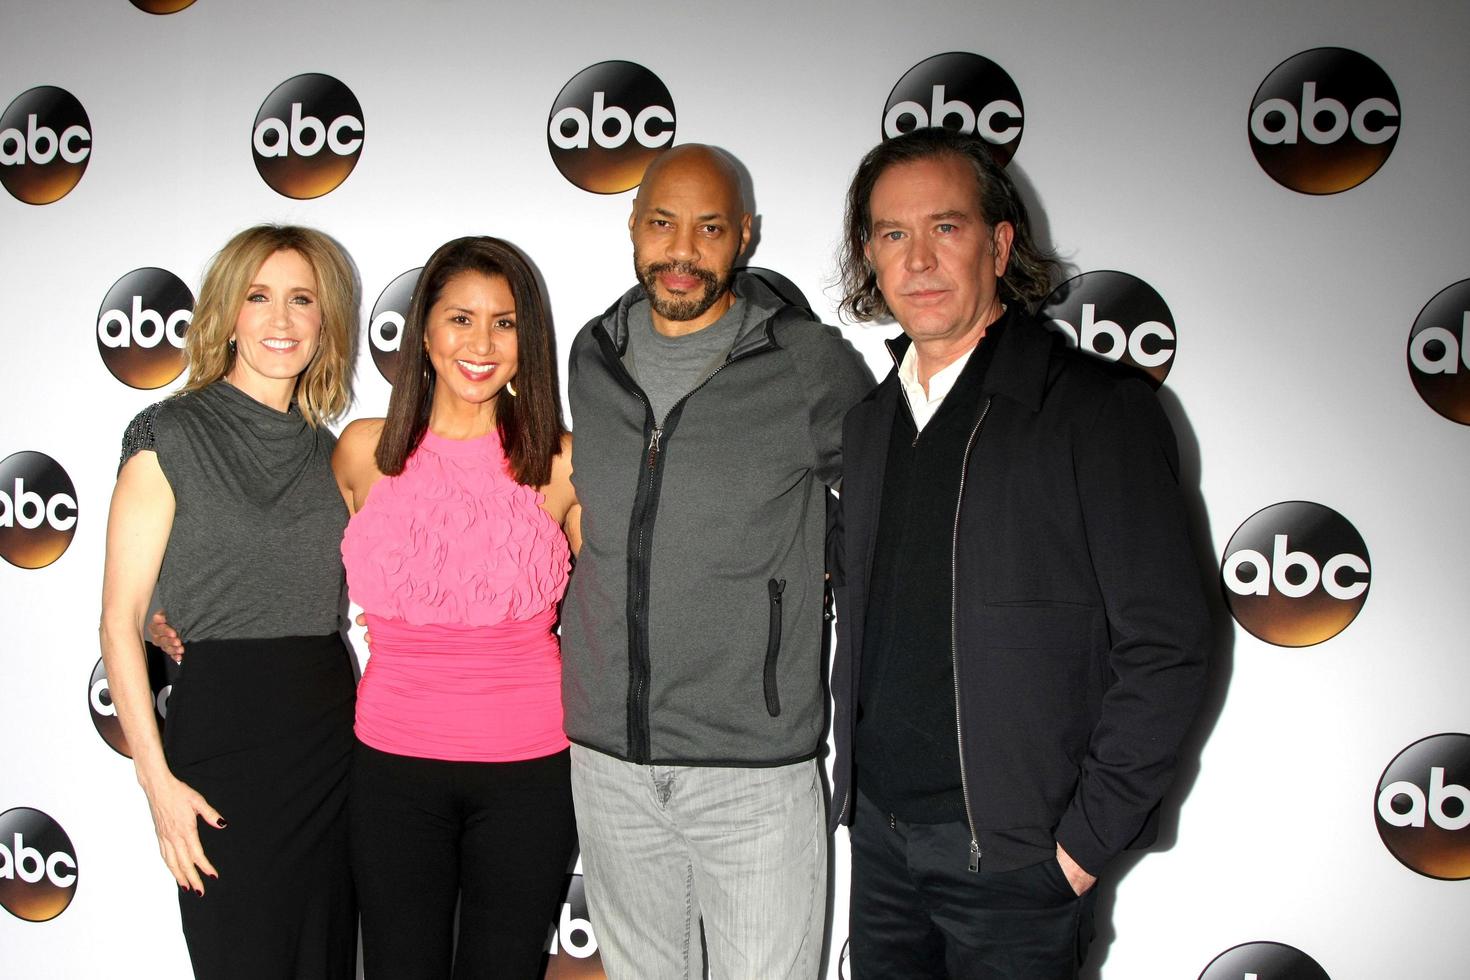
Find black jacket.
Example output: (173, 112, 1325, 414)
(830, 312, 1210, 876)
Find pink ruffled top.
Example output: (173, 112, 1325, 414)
(341, 428, 571, 762)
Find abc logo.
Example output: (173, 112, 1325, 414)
(1220, 501, 1369, 647)
(0, 452, 78, 570)
(1198, 941, 1329, 980)
(547, 61, 675, 194)
(88, 649, 175, 758)
(543, 874, 605, 979)
(369, 267, 422, 385)
(130, 0, 196, 11)
(0, 86, 92, 205)
(1376, 733, 1470, 880)
(1406, 278, 1470, 425)
(1249, 47, 1400, 194)
(0, 807, 78, 922)
(883, 52, 1024, 166)
(97, 268, 194, 389)
(1039, 271, 1176, 386)
(253, 73, 364, 199)
(742, 267, 812, 315)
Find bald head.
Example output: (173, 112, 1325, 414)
(629, 143, 753, 334)
(635, 144, 746, 219)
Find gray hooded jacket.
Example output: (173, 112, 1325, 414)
(562, 273, 873, 766)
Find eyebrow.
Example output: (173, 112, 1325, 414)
(446, 305, 516, 318)
(871, 209, 972, 232)
(651, 206, 727, 222)
(246, 283, 317, 293)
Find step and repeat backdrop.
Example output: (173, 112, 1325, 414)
(2, 0, 1467, 977)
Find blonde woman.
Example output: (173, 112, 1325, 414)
(100, 225, 358, 979)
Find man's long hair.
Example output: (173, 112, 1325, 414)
(837, 127, 1059, 322)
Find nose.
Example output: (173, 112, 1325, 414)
(668, 223, 697, 264)
(904, 235, 936, 273)
(467, 321, 494, 355)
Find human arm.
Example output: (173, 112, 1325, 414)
(99, 450, 224, 894)
(790, 319, 876, 490)
(542, 431, 582, 557)
(1053, 379, 1211, 878)
(331, 417, 386, 516)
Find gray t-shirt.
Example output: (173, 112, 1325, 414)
(119, 381, 347, 640)
(623, 295, 750, 423)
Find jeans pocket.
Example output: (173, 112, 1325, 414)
(1041, 855, 1081, 902)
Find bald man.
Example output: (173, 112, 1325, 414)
(561, 145, 873, 979)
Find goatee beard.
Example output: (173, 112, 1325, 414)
(638, 261, 731, 322)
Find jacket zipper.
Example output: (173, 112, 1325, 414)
(953, 395, 992, 871)
(611, 327, 778, 763)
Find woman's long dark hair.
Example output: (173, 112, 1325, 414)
(376, 236, 567, 487)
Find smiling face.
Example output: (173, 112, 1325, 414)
(424, 270, 518, 412)
(226, 248, 323, 405)
(864, 154, 1014, 352)
(629, 146, 751, 334)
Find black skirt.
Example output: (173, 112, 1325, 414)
(163, 633, 357, 979)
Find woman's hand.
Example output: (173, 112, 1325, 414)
(140, 771, 225, 895)
(147, 610, 184, 663)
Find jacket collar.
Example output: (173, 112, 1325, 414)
(880, 306, 1052, 414)
(595, 270, 790, 358)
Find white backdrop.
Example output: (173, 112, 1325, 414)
(2, 0, 1467, 977)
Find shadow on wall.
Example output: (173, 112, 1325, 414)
(1082, 383, 1234, 980)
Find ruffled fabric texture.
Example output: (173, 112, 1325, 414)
(341, 429, 570, 626)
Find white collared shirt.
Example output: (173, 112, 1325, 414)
(898, 342, 977, 433)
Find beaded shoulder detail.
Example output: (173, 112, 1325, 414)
(118, 401, 164, 472)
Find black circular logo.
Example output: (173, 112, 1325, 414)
(0, 807, 78, 922)
(0, 451, 78, 570)
(547, 61, 675, 194)
(1248, 47, 1400, 194)
(1039, 271, 1177, 386)
(1376, 733, 1470, 880)
(130, 0, 197, 12)
(1407, 278, 1470, 425)
(882, 52, 1024, 165)
(97, 267, 193, 389)
(369, 267, 422, 385)
(1220, 501, 1370, 647)
(88, 649, 177, 758)
(0, 86, 92, 205)
(252, 73, 364, 199)
(1199, 941, 1330, 980)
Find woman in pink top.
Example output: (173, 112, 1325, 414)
(334, 237, 579, 979)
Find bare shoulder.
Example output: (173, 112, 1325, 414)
(339, 417, 386, 448)
(332, 417, 386, 495)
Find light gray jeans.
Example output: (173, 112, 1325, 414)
(569, 744, 827, 980)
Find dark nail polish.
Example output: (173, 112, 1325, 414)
(216, 819, 228, 829)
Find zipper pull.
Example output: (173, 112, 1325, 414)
(646, 425, 663, 470)
(967, 839, 980, 873)
(768, 578, 785, 604)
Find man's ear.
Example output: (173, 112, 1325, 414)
(992, 221, 1016, 277)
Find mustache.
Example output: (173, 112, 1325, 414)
(643, 261, 721, 287)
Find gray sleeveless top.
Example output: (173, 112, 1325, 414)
(119, 381, 347, 641)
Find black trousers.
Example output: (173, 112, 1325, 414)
(165, 634, 357, 980)
(349, 742, 577, 980)
(849, 791, 1096, 980)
